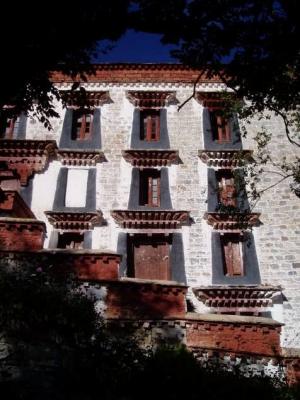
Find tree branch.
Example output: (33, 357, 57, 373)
(248, 174, 293, 212)
(267, 105, 300, 147)
(177, 71, 205, 111)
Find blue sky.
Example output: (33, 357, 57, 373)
(96, 30, 178, 63)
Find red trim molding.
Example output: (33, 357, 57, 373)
(45, 211, 103, 230)
(122, 150, 179, 167)
(51, 64, 223, 84)
(0, 140, 57, 185)
(199, 150, 253, 168)
(57, 149, 106, 166)
(126, 91, 178, 108)
(204, 212, 261, 231)
(105, 278, 188, 319)
(111, 210, 190, 229)
(0, 218, 46, 251)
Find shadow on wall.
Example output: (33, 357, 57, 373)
(20, 178, 33, 208)
(117, 232, 128, 277)
(130, 109, 170, 149)
(170, 233, 186, 284)
(202, 108, 242, 150)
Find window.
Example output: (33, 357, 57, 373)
(65, 169, 89, 208)
(71, 109, 93, 140)
(139, 169, 161, 207)
(128, 235, 171, 280)
(0, 113, 18, 139)
(210, 111, 231, 143)
(221, 234, 244, 276)
(140, 109, 160, 141)
(216, 170, 237, 207)
(57, 232, 84, 249)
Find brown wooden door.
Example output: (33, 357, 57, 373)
(133, 240, 170, 280)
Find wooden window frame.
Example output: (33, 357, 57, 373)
(139, 169, 161, 207)
(57, 232, 84, 249)
(140, 109, 160, 142)
(127, 234, 171, 280)
(216, 170, 237, 207)
(0, 115, 16, 139)
(221, 234, 244, 277)
(210, 110, 231, 143)
(71, 109, 93, 141)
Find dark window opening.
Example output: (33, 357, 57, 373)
(140, 109, 160, 141)
(139, 169, 161, 207)
(71, 109, 93, 141)
(57, 232, 84, 249)
(221, 234, 244, 277)
(216, 170, 237, 207)
(210, 111, 231, 143)
(0, 113, 17, 139)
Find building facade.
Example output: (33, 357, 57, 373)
(0, 64, 299, 380)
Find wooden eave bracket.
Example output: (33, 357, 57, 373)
(59, 90, 111, 108)
(198, 150, 254, 168)
(204, 212, 261, 231)
(45, 210, 104, 231)
(122, 149, 179, 167)
(195, 91, 239, 110)
(0, 140, 57, 185)
(193, 285, 282, 309)
(111, 210, 190, 229)
(57, 149, 106, 166)
(126, 91, 178, 109)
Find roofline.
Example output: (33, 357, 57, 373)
(51, 63, 224, 84)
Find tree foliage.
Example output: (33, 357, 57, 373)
(132, 0, 300, 199)
(0, 1, 131, 126)
(1, 1, 300, 196)
(0, 262, 299, 399)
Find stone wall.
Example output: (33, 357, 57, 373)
(20, 71, 300, 349)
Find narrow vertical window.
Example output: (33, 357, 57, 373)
(221, 234, 244, 276)
(72, 109, 93, 140)
(210, 111, 231, 143)
(216, 170, 237, 207)
(140, 110, 160, 141)
(139, 169, 161, 207)
(0, 114, 16, 139)
(65, 169, 89, 208)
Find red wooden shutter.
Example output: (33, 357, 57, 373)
(1, 117, 15, 139)
(148, 176, 153, 205)
(217, 115, 231, 143)
(147, 171, 160, 207)
(222, 236, 243, 276)
(219, 176, 237, 207)
(133, 241, 170, 280)
(146, 115, 152, 141)
(142, 111, 160, 142)
(153, 114, 160, 141)
(74, 111, 93, 140)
